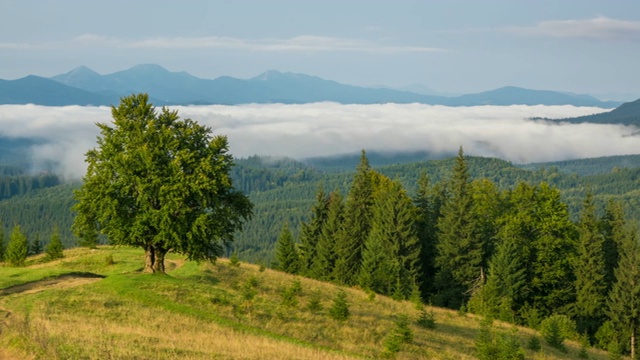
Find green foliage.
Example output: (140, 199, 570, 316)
(526, 336, 541, 351)
(335, 150, 374, 285)
(5, 225, 28, 267)
(310, 191, 343, 281)
(578, 333, 590, 359)
(594, 321, 616, 350)
(540, 314, 577, 351)
(384, 314, 413, 354)
(72, 93, 252, 273)
(329, 289, 350, 321)
(416, 308, 436, 329)
(306, 290, 323, 313)
(274, 223, 299, 274)
(28, 233, 42, 256)
(435, 147, 484, 309)
(476, 320, 525, 360)
(229, 252, 241, 267)
(0, 220, 5, 261)
(45, 227, 64, 261)
(280, 280, 303, 308)
(573, 192, 607, 337)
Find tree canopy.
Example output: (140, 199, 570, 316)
(72, 93, 252, 273)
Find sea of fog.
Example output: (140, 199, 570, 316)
(0, 102, 637, 179)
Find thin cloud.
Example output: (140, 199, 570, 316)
(504, 16, 640, 41)
(3, 103, 636, 181)
(65, 34, 442, 53)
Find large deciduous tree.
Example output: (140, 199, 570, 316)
(72, 94, 252, 273)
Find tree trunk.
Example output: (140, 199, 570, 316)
(143, 244, 155, 273)
(152, 246, 168, 274)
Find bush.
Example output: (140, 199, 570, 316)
(416, 308, 437, 329)
(526, 336, 541, 352)
(329, 289, 350, 321)
(307, 290, 323, 313)
(45, 227, 64, 261)
(595, 321, 616, 350)
(476, 320, 525, 360)
(384, 314, 413, 354)
(280, 281, 302, 308)
(540, 315, 577, 352)
(229, 252, 240, 267)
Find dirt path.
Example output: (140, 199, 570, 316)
(0, 273, 105, 297)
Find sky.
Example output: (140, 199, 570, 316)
(2, 0, 640, 99)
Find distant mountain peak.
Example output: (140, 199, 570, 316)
(69, 65, 99, 76)
(127, 63, 170, 73)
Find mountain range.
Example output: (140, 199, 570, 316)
(0, 64, 627, 108)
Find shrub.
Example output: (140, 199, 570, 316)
(476, 320, 525, 360)
(540, 314, 577, 352)
(526, 336, 541, 352)
(306, 290, 323, 313)
(5, 225, 28, 267)
(229, 252, 240, 267)
(329, 289, 350, 321)
(416, 308, 437, 329)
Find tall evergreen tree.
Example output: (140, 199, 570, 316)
(607, 222, 640, 359)
(336, 150, 374, 285)
(46, 226, 65, 261)
(359, 179, 421, 298)
(601, 199, 625, 291)
(472, 236, 527, 322)
(434, 147, 483, 308)
(310, 191, 343, 281)
(413, 173, 446, 298)
(298, 187, 329, 275)
(573, 192, 607, 338)
(275, 223, 299, 274)
(5, 225, 28, 267)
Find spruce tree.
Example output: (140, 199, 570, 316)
(359, 179, 421, 297)
(6, 225, 28, 267)
(310, 191, 343, 281)
(573, 192, 607, 338)
(329, 289, 350, 321)
(275, 223, 299, 274)
(336, 150, 374, 285)
(46, 226, 65, 261)
(475, 237, 527, 322)
(413, 173, 446, 298)
(601, 200, 625, 291)
(434, 147, 482, 308)
(0, 221, 5, 262)
(298, 187, 329, 275)
(29, 232, 43, 256)
(607, 222, 640, 359)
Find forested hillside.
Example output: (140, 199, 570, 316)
(3, 152, 640, 263)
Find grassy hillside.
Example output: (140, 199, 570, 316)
(0, 247, 613, 359)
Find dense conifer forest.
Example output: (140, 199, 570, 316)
(2, 149, 640, 354)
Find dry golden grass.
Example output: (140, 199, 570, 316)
(0, 247, 625, 359)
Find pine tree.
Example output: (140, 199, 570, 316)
(475, 237, 527, 322)
(414, 173, 446, 298)
(601, 200, 625, 291)
(573, 192, 607, 338)
(434, 147, 483, 308)
(0, 220, 5, 262)
(607, 222, 640, 359)
(29, 233, 43, 256)
(46, 226, 65, 261)
(310, 191, 343, 281)
(336, 150, 374, 285)
(329, 289, 350, 321)
(275, 223, 299, 274)
(5, 225, 28, 267)
(298, 187, 329, 275)
(358, 179, 421, 297)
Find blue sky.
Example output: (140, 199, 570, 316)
(2, 0, 640, 98)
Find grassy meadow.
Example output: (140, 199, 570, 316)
(0, 247, 615, 359)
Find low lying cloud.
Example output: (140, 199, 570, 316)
(1, 103, 638, 180)
(505, 16, 640, 41)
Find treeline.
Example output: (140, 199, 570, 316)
(274, 149, 640, 356)
(0, 167, 60, 201)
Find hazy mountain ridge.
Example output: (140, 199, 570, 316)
(545, 98, 640, 126)
(0, 64, 626, 108)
